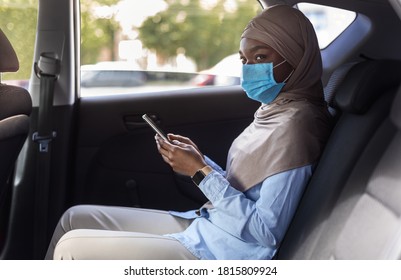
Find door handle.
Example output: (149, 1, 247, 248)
(123, 114, 160, 130)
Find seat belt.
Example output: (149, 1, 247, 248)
(32, 52, 60, 259)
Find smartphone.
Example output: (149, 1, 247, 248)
(142, 114, 170, 142)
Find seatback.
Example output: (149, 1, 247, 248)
(277, 59, 401, 259)
(0, 28, 32, 247)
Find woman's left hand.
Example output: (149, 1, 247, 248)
(155, 134, 207, 177)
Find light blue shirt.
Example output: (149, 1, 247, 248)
(166, 157, 313, 260)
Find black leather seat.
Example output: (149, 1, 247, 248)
(0, 28, 32, 248)
(277, 59, 401, 259)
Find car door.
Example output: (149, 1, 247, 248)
(73, 87, 259, 211)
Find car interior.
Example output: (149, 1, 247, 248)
(0, 0, 401, 260)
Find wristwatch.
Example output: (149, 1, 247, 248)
(191, 165, 213, 186)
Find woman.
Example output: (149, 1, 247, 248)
(46, 5, 332, 260)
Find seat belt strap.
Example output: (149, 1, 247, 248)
(32, 53, 60, 259)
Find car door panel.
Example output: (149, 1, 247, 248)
(73, 86, 259, 211)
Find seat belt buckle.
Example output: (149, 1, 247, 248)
(32, 131, 57, 153)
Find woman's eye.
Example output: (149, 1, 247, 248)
(255, 55, 266, 62)
(240, 57, 246, 64)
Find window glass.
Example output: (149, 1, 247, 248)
(297, 3, 356, 49)
(80, 0, 261, 96)
(0, 0, 38, 89)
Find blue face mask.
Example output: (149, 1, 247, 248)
(241, 61, 291, 104)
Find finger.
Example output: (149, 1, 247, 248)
(171, 139, 187, 148)
(156, 134, 171, 149)
(160, 135, 186, 152)
(170, 135, 200, 154)
(161, 154, 171, 164)
(158, 146, 171, 161)
(155, 135, 164, 152)
(168, 134, 190, 143)
(167, 133, 181, 143)
(158, 138, 182, 163)
(155, 135, 171, 156)
(155, 135, 161, 148)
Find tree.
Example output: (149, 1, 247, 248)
(138, 0, 260, 71)
(80, 0, 121, 65)
(0, 0, 38, 80)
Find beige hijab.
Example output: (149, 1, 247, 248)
(225, 5, 333, 192)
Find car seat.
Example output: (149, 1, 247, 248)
(0, 28, 32, 249)
(277, 59, 401, 259)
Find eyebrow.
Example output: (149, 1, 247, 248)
(248, 45, 271, 53)
(239, 45, 271, 55)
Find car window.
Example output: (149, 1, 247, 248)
(0, 0, 38, 90)
(297, 2, 356, 49)
(80, 0, 261, 96)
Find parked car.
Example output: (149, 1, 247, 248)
(192, 54, 242, 86)
(1, 0, 401, 267)
(81, 61, 203, 96)
(81, 62, 147, 87)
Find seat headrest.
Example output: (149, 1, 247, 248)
(0, 28, 19, 72)
(334, 60, 401, 114)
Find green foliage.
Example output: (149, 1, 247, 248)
(0, 0, 37, 80)
(0, 0, 122, 79)
(80, 0, 121, 65)
(138, 0, 260, 71)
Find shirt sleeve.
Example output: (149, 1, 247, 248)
(204, 155, 226, 176)
(198, 165, 313, 247)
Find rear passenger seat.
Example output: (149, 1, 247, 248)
(277, 59, 401, 259)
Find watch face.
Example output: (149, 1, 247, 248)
(192, 170, 205, 186)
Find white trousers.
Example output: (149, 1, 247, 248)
(46, 205, 197, 260)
